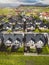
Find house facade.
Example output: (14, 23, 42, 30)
(0, 32, 48, 50)
(25, 33, 47, 48)
(3, 33, 23, 47)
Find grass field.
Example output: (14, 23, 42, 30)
(0, 7, 49, 15)
(0, 53, 49, 65)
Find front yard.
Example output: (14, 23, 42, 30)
(0, 54, 49, 65)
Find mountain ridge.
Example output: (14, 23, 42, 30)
(0, 3, 49, 8)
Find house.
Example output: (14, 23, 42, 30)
(22, 17, 26, 22)
(35, 37, 45, 48)
(0, 20, 5, 24)
(38, 23, 48, 30)
(25, 34, 36, 48)
(3, 22, 12, 31)
(25, 34, 46, 49)
(12, 15, 19, 22)
(13, 34, 23, 47)
(13, 38, 22, 49)
(8, 17, 16, 25)
(35, 34, 46, 46)
(17, 16, 26, 24)
(16, 15, 23, 24)
(39, 12, 49, 20)
(27, 38, 35, 49)
(34, 19, 43, 25)
(26, 24, 36, 32)
(5, 38, 13, 46)
(35, 40, 44, 48)
(0, 15, 6, 21)
(25, 16, 34, 24)
(26, 19, 33, 25)
(3, 33, 23, 47)
(15, 9, 22, 15)
(14, 24, 23, 31)
(0, 32, 48, 52)
(3, 34, 14, 46)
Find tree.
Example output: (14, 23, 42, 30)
(0, 38, 7, 51)
(34, 16, 40, 20)
(43, 19, 48, 24)
(23, 21, 26, 32)
(0, 24, 3, 31)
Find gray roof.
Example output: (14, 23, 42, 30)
(26, 34, 46, 44)
(3, 34, 23, 44)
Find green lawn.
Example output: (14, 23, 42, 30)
(41, 45, 49, 54)
(0, 54, 49, 65)
(33, 28, 49, 33)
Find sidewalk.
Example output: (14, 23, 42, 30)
(24, 53, 49, 56)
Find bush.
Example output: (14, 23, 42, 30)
(0, 43, 7, 52)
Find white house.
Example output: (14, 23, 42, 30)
(27, 40, 35, 49)
(35, 40, 44, 48)
(5, 40, 12, 46)
(39, 12, 49, 20)
(14, 40, 21, 48)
